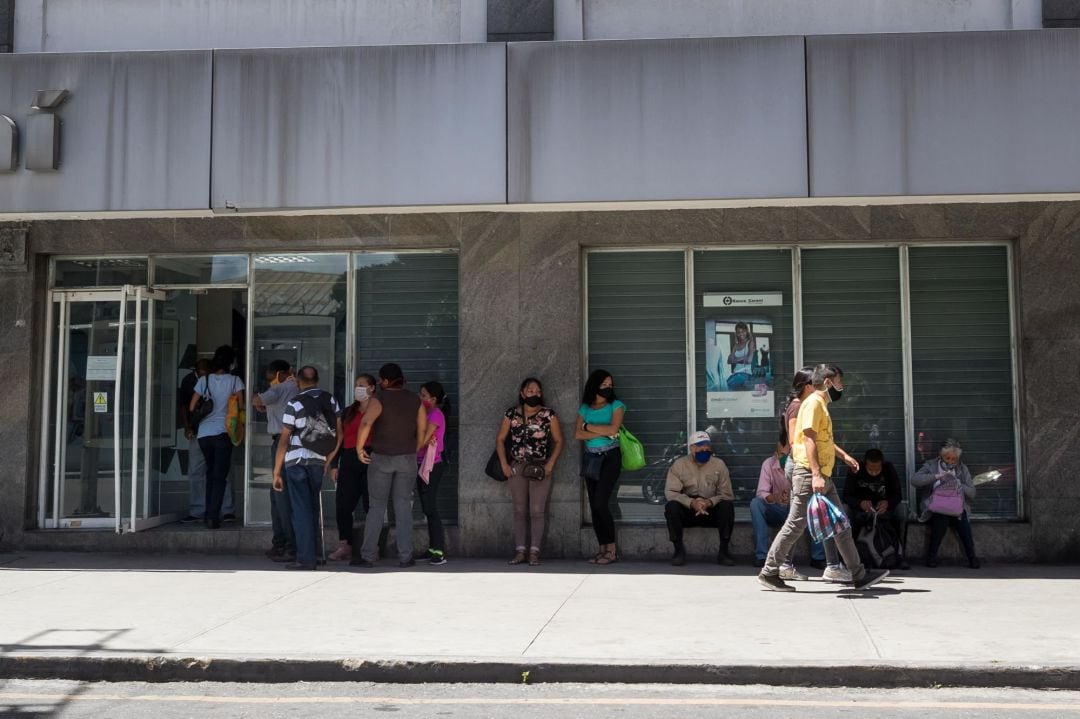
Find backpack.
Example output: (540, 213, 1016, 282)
(855, 513, 904, 569)
(295, 390, 338, 456)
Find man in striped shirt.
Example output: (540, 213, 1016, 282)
(272, 366, 343, 571)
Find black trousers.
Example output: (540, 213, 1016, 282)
(927, 510, 977, 561)
(416, 461, 446, 553)
(336, 450, 370, 543)
(198, 433, 233, 522)
(583, 447, 621, 545)
(665, 499, 735, 547)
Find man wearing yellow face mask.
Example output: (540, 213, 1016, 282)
(253, 360, 298, 561)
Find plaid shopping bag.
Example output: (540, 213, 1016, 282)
(807, 492, 851, 543)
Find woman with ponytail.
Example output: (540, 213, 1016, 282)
(416, 381, 450, 565)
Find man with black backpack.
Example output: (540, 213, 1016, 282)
(272, 366, 343, 571)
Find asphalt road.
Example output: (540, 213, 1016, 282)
(1, 680, 1079, 718)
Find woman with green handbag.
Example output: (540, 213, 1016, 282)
(577, 369, 626, 566)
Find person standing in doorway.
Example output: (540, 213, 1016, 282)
(577, 369, 625, 566)
(189, 346, 244, 529)
(178, 358, 211, 524)
(415, 381, 450, 565)
(327, 373, 379, 562)
(354, 363, 427, 568)
(272, 366, 343, 571)
(758, 364, 889, 592)
(252, 360, 298, 562)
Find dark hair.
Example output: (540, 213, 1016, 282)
(864, 448, 884, 464)
(344, 373, 377, 424)
(297, 365, 319, 384)
(811, 363, 843, 389)
(268, 359, 290, 375)
(518, 377, 544, 409)
(421, 380, 451, 415)
(211, 345, 235, 373)
(379, 362, 404, 387)
(778, 367, 814, 445)
(194, 358, 211, 373)
(581, 369, 613, 405)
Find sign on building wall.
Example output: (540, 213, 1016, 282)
(704, 293, 780, 418)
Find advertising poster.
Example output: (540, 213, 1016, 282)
(704, 293, 779, 418)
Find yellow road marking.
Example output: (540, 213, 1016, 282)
(0, 692, 1077, 711)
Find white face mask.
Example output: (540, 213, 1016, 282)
(354, 386, 371, 402)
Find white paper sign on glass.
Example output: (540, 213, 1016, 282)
(85, 355, 118, 381)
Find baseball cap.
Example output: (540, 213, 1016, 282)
(688, 430, 712, 447)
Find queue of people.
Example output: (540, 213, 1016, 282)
(177, 356, 981, 577)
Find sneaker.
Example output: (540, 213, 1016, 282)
(429, 554, 447, 566)
(327, 541, 352, 562)
(351, 558, 375, 568)
(179, 515, 201, 524)
(757, 572, 795, 592)
(222, 513, 237, 523)
(284, 562, 316, 571)
(398, 558, 416, 568)
(822, 565, 852, 583)
(779, 564, 807, 581)
(852, 568, 890, 591)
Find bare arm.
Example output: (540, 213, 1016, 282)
(415, 404, 429, 453)
(272, 426, 291, 492)
(324, 417, 344, 470)
(546, 415, 565, 467)
(355, 398, 382, 462)
(575, 406, 625, 440)
(496, 416, 513, 477)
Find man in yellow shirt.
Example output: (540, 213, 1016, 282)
(757, 364, 890, 592)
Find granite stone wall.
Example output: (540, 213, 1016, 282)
(4, 198, 1077, 561)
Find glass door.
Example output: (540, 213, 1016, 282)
(44, 287, 167, 531)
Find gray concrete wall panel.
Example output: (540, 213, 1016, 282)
(14, 0, 485, 53)
(507, 37, 808, 203)
(807, 30, 1080, 197)
(576, 0, 1041, 40)
(0, 51, 212, 212)
(212, 44, 506, 210)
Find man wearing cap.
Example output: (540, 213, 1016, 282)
(663, 430, 736, 566)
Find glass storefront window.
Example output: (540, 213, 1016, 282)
(249, 253, 348, 525)
(154, 255, 249, 286)
(587, 251, 688, 522)
(909, 246, 1017, 519)
(801, 248, 907, 487)
(354, 252, 460, 525)
(53, 258, 148, 288)
(694, 250, 794, 516)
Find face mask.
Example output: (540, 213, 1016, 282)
(422, 398, 435, 409)
(826, 383, 843, 403)
(354, 386, 370, 402)
(598, 387, 616, 402)
(779, 454, 788, 469)
(523, 395, 542, 407)
(942, 459, 958, 470)
(694, 450, 712, 464)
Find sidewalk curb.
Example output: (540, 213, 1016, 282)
(1, 656, 1078, 689)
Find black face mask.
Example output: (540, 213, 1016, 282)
(827, 384, 843, 403)
(597, 387, 616, 402)
(522, 395, 542, 407)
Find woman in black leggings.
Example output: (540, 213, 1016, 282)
(576, 369, 626, 566)
(328, 373, 377, 562)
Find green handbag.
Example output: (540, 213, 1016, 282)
(618, 426, 646, 471)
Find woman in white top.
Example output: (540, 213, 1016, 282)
(189, 345, 244, 529)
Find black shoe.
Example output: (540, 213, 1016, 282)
(926, 557, 939, 568)
(284, 562, 316, 571)
(899, 559, 911, 571)
(222, 514, 237, 523)
(271, 553, 296, 563)
(205, 519, 221, 530)
(351, 558, 375, 568)
(968, 557, 981, 569)
(265, 547, 285, 559)
(754, 558, 766, 568)
(757, 573, 795, 592)
(398, 559, 416, 568)
(717, 551, 735, 567)
(671, 545, 686, 567)
(853, 568, 889, 591)
(179, 515, 201, 524)
(809, 559, 827, 570)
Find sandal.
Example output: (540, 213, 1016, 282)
(528, 549, 541, 566)
(587, 546, 607, 564)
(594, 548, 618, 566)
(509, 550, 527, 565)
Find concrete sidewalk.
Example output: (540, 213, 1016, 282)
(0, 552, 1077, 688)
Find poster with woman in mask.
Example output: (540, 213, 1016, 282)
(703, 293, 778, 418)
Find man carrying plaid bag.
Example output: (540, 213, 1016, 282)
(757, 364, 890, 593)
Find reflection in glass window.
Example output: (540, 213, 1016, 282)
(354, 252, 459, 525)
(249, 253, 348, 525)
(694, 250, 794, 517)
(910, 246, 1017, 519)
(587, 252, 687, 523)
(801, 248, 906, 490)
(154, 255, 248, 285)
(53, 258, 148, 288)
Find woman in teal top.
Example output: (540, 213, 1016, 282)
(576, 369, 626, 565)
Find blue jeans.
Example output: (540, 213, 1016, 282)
(286, 463, 324, 568)
(750, 496, 825, 562)
(270, 436, 294, 552)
